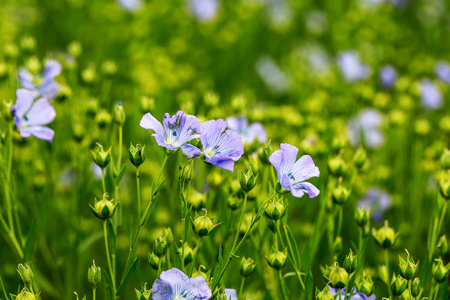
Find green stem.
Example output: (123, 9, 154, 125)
(278, 223, 305, 290)
(117, 127, 123, 172)
(336, 205, 343, 239)
(278, 269, 288, 300)
(103, 221, 116, 299)
(385, 249, 393, 299)
(93, 288, 96, 300)
(190, 237, 201, 277)
(239, 277, 245, 297)
(101, 168, 106, 194)
(136, 167, 141, 228)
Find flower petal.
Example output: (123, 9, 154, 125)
(200, 119, 227, 149)
(223, 289, 238, 300)
(176, 114, 201, 145)
(18, 69, 36, 90)
(159, 268, 189, 291)
(23, 126, 54, 142)
(290, 155, 320, 183)
(43, 60, 62, 81)
(206, 154, 236, 172)
(25, 98, 56, 126)
(13, 89, 35, 118)
(151, 279, 173, 300)
(39, 80, 60, 99)
(247, 122, 267, 144)
(181, 144, 202, 158)
(293, 182, 320, 198)
(278, 143, 298, 177)
(140, 113, 165, 139)
(184, 276, 212, 300)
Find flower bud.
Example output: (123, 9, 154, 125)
(390, 273, 407, 296)
(148, 252, 159, 270)
(129, 143, 145, 167)
(16, 289, 35, 300)
(259, 140, 274, 165)
(204, 91, 219, 107)
(240, 257, 256, 277)
(90, 143, 111, 168)
(329, 266, 348, 289)
(343, 249, 357, 274)
(266, 244, 287, 270)
(331, 136, 346, 153)
(17, 264, 34, 286)
(82, 65, 97, 83)
(26, 57, 40, 74)
(88, 260, 101, 289)
(372, 220, 397, 249)
(315, 286, 335, 300)
(154, 235, 168, 257)
(355, 206, 370, 227)
(332, 237, 342, 254)
(20, 36, 36, 52)
(356, 273, 373, 296)
(439, 178, 450, 200)
(265, 197, 286, 220)
(189, 190, 207, 210)
(135, 283, 151, 300)
(331, 185, 351, 205)
(192, 211, 220, 237)
(440, 148, 450, 170)
(86, 98, 99, 118)
(95, 109, 112, 129)
(327, 156, 347, 177)
(239, 165, 258, 192)
(353, 147, 367, 170)
(102, 60, 117, 76)
(398, 250, 418, 280)
(177, 243, 194, 265)
(57, 84, 72, 102)
(114, 102, 126, 127)
(1, 101, 13, 123)
(437, 235, 448, 256)
(89, 194, 117, 220)
(432, 259, 450, 283)
(411, 278, 422, 298)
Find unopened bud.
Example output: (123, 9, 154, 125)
(372, 220, 397, 249)
(89, 193, 117, 220)
(266, 244, 287, 270)
(343, 249, 357, 274)
(114, 102, 126, 127)
(17, 264, 34, 286)
(129, 143, 145, 167)
(240, 257, 256, 277)
(88, 261, 101, 289)
(90, 143, 111, 168)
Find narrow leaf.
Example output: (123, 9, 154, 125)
(116, 257, 138, 295)
(23, 222, 36, 261)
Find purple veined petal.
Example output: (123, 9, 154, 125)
(140, 113, 165, 140)
(159, 268, 189, 289)
(23, 125, 55, 142)
(206, 154, 236, 172)
(200, 119, 228, 149)
(25, 98, 56, 126)
(43, 60, 62, 81)
(184, 276, 212, 300)
(278, 143, 299, 177)
(247, 122, 267, 144)
(213, 130, 244, 159)
(176, 114, 201, 146)
(290, 155, 320, 183)
(18, 68, 36, 90)
(226, 116, 247, 134)
(181, 144, 202, 158)
(39, 80, 60, 99)
(223, 289, 238, 300)
(151, 279, 173, 300)
(293, 182, 320, 198)
(269, 149, 284, 178)
(12, 89, 35, 118)
(153, 133, 177, 151)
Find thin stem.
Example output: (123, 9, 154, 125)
(93, 288, 96, 300)
(385, 249, 393, 299)
(278, 223, 305, 290)
(336, 205, 343, 239)
(136, 167, 141, 228)
(239, 277, 245, 298)
(101, 168, 106, 194)
(190, 237, 201, 277)
(103, 221, 116, 298)
(117, 127, 123, 173)
(278, 269, 287, 300)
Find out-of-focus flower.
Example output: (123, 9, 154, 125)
(140, 111, 201, 158)
(12, 89, 56, 142)
(226, 116, 267, 144)
(305, 46, 331, 74)
(269, 143, 320, 198)
(151, 268, 211, 300)
(189, 0, 219, 21)
(358, 187, 392, 222)
(337, 51, 370, 82)
(348, 109, 384, 148)
(379, 65, 397, 88)
(19, 59, 61, 99)
(118, 0, 141, 11)
(329, 286, 375, 300)
(436, 61, 450, 83)
(256, 56, 288, 94)
(420, 79, 442, 109)
(200, 119, 244, 172)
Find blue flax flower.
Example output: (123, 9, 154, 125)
(436, 61, 450, 83)
(189, 0, 219, 21)
(223, 289, 237, 300)
(420, 79, 442, 109)
(151, 268, 212, 300)
(226, 116, 267, 145)
(329, 286, 375, 300)
(358, 187, 392, 222)
(269, 143, 320, 198)
(117, 0, 141, 11)
(337, 51, 370, 82)
(140, 111, 201, 158)
(200, 119, 244, 172)
(379, 65, 397, 88)
(348, 109, 384, 149)
(11, 89, 56, 142)
(19, 59, 61, 99)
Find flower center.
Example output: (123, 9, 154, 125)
(288, 173, 295, 181)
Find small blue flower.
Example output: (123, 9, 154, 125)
(140, 111, 202, 158)
(436, 61, 450, 83)
(223, 289, 237, 300)
(189, 0, 219, 21)
(337, 51, 370, 82)
(117, 0, 141, 11)
(151, 268, 212, 300)
(348, 109, 384, 149)
(420, 79, 442, 109)
(379, 65, 397, 88)
(329, 286, 375, 300)
(269, 143, 320, 198)
(226, 116, 267, 145)
(11, 89, 56, 142)
(358, 187, 392, 222)
(200, 119, 244, 172)
(19, 59, 62, 99)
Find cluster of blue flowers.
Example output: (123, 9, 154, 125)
(12, 59, 61, 142)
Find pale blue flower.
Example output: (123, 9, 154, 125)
(200, 119, 244, 172)
(226, 116, 267, 144)
(436, 61, 450, 83)
(348, 109, 384, 148)
(151, 268, 212, 300)
(337, 52, 370, 82)
(140, 111, 202, 158)
(19, 59, 61, 99)
(117, 0, 141, 11)
(420, 79, 442, 109)
(358, 187, 392, 222)
(189, 0, 219, 21)
(269, 143, 320, 198)
(11, 89, 56, 142)
(379, 65, 397, 87)
(223, 289, 237, 300)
